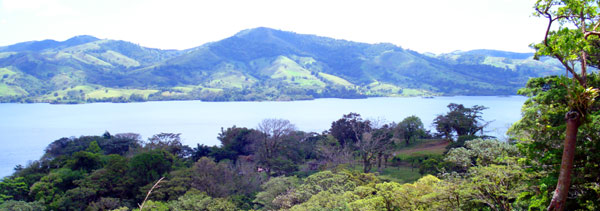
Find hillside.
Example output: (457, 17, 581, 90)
(0, 27, 564, 103)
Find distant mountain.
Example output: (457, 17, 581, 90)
(0, 27, 564, 103)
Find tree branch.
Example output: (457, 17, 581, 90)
(539, 7, 585, 85)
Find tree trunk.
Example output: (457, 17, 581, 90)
(547, 111, 581, 211)
(377, 152, 382, 172)
(363, 155, 372, 173)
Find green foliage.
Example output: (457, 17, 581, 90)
(76, 154, 132, 199)
(433, 103, 488, 141)
(28, 168, 85, 205)
(509, 75, 600, 209)
(289, 175, 452, 211)
(0, 200, 45, 211)
(329, 113, 371, 147)
(133, 200, 169, 211)
(2, 108, 563, 210)
(129, 150, 174, 189)
(396, 115, 427, 146)
(0, 177, 28, 202)
(167, 190, 236, 211)
(87, 197, 124, 211)
(462, 163, 532, 210)
(143, 169, 192, 201)
(66, 151, 102, 172)
(86, 140, 102, 153)
(444, 139, 519, 172)
(50, 187, 97, 211)
(214, 126, 257, 162)
(254, 176, 301, 210)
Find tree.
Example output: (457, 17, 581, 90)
(0, 177, 28, 202)
(146, 133, 191, 158)
(128, 150, 174, 189)
(433, 103, 488, 141)
(213, 126, 257, 162)
(510, 76, 600, 210)
(397, 115, 426, 146)
(355, 125, 394, 173)
(329, 113, 372, 147)
(167, 190, 237, 211)
(253, 176, 301, 210)
(532, 1, 600, 209)
(0, 200, 45, 211)
(190, 157, 235, 198)
(253, 119, 297, 177)
(463, 164, 532, 211)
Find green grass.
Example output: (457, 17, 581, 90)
(400, 88, 432, 96)
(360, 81, 435, 97)
(0, 68, 17, 81)
(318, 72, 354, 87)
(100, 50, 140, 68)
(483, 56, 516, 70)
(394, 138, 446, 155)
(346, 165, 422, 184)
(265, 56, 326, 88)
(291, 55, 317, 66)
(72, 53, 112, 67)
(172, 86, 197, 92)
(208, 71, 256, 89)
(378, 166, 423, 183)
(0, 83, 27, 96)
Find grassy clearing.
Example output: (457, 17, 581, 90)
(400, 88, 432, 96)
(266, 56, 326, 88)
(395, 139, 448, 154)
(339, 139, 448, 184)
(172, 86, 196, 92)
(318, 72, 354, 87)
(208, 71, 256, 89)
(0, 83, 26, 96)
(100, 50, 140, 68)
(378, 166, 423, 183)
(345, 164, 422, 184)
(72, 53, 112, 67)
(0, 68, 17, 77)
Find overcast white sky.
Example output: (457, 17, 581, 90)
(0, 0, 545, 54)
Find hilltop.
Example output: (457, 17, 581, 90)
(0, 27, 563, 103)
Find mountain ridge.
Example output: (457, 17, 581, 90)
(0, 27, 563, 103)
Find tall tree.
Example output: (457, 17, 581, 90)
(532, 1, 600, 210)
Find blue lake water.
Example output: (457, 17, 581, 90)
(0, 96, 527, 177)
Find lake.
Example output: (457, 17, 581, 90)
(0, 96, 527, 177)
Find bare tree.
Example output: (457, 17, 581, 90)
(355, 125, 393, 173)
(254, 119, 296, 178)
(317, 137, 355, 169)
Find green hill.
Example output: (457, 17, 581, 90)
(0, 27, 565, 103)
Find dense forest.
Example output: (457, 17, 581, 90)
(2, 73, 600, 210)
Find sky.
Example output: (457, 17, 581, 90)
(0, 0, 546, 54)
